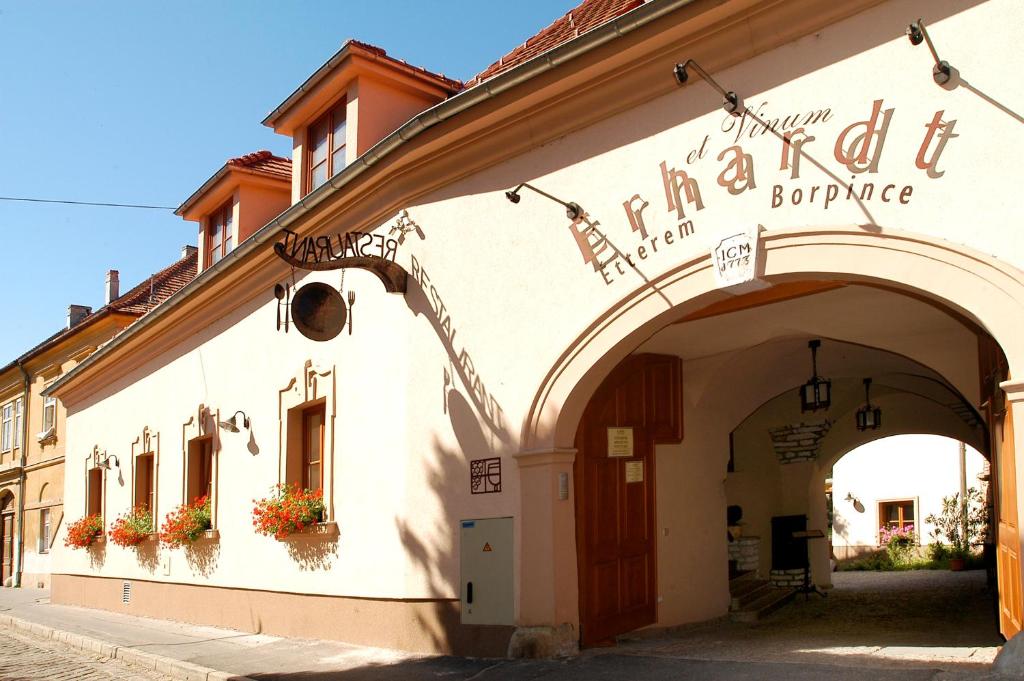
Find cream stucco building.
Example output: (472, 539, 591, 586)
(47, 0, 1024, 657)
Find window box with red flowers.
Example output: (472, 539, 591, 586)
(108, 506, 154, 547)
(64, 514, 104, 549)
(252, 484, 331, 541)
(160, 496, 214, 547)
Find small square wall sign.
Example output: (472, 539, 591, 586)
(471, 457, 502, 494)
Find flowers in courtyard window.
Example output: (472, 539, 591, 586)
(64, 514, 104, 549)
(878, 523, 917, 566)
(252, 483, 325, 540)
(108, 506, 153, 547)
(160, 496, 212, 547)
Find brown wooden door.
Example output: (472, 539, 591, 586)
(997, 403, 1022, 639)
(0, 513, 13, 586)
(575, 354, 682, 646)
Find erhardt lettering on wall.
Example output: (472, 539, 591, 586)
(564, 97, 958, 286)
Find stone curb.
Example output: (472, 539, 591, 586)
(0, 613, 255, 681)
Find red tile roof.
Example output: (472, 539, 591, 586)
(467, 0, 644, 87)
(226, 150, 292, 182)
(110, 250, 198, 316)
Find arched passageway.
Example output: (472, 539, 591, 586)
(516, 227, 1024, 649)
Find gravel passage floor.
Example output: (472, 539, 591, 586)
(614, 569, 1004, 672)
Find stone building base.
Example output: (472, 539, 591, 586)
(52, 573, 513, 657)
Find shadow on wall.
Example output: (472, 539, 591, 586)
(394, 388, 515, 656)
(185, 539, 220, 577)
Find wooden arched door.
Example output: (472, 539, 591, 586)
(574, 353, 682, 646)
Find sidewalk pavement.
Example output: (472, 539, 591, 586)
(0, 586, 1018, 681)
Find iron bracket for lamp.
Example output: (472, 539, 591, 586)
(218, 410, 250, 433)
(100, 454, 119, 470)
(505, 183, 583, 220)
(907, 19, 954, 86)
(673, 59, 744, 116)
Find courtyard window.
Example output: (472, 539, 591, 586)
(879, 499, 915, 533)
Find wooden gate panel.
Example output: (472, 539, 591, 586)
(575, 353, 683, 646)
(997, 403, 1022, 638)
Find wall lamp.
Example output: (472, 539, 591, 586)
(673, 59, 744, 116)
(218, 410, 250, 433)
(907, 18, 954, 86)
(505, 182, 583, 220)
(89, 448, 119, 470)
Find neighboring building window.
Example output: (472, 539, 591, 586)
(134, 452, 155, 512)
(13, 398, 21, 449)
(306, 101, 346, 193)
(205, 201, 234, 267)
(0, 404, 11, 452)
(879, 499, 915, 532)
(39, 508, 50, 553)
(303, 403, 325, 492)
(187, 436, 213, 503)
(42, 394, 56, 434)
(87, 468, 103, 518)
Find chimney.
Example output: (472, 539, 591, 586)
(105, 270, 120, 304)
(67, 305, 92, 329)
(181, 244, 198, 260)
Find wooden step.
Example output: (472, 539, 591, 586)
(730, 587, 796, 623)
(729, 580, 772, 611)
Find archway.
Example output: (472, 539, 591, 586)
(516, 225, 1024, 647)
(0, 491, 14, 587)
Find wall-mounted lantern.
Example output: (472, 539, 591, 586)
(505, 182, 583, 220)
(906, 18, 955, 86)
(673, 59, 745, 116)
(217, 410, 250, 433)
(799, 339, 831, 413)
(855, 378, 882, 431)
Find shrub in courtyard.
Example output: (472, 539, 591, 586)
(925, 487, 987, 558)
(252, 483, 325, 540)
(108, 506, 153, 547)
(879, 524, 917, 566)
(160, 496, 212, 547)
(64, 514, 104, 549)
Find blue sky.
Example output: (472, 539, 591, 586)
(0, 0, 578, 364)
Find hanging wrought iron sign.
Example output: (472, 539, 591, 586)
(273, 228, 407, 293)
(290, 282, 347, 341)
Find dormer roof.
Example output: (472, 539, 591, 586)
(262, 39, 463, 135)
(176, 150, 291, 221)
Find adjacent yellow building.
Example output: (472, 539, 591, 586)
(0, 250, 196, 588)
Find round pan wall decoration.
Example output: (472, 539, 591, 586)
(291, 282, 347, 341)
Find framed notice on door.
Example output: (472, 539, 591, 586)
(607, 427, 634, 457)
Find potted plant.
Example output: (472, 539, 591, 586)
(108, 506, 154, 547)
(925, 488, 987, 571)
(64, 514, 104, 549)
(252, 483, 325, 540)
(160, 496, 213, 547)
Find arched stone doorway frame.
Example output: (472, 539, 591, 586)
(515, 224, 1024, 642)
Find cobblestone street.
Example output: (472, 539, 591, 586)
(0, 629, 176, 681)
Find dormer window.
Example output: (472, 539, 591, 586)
(307, 101, 346, 194)
(206, 201, 234, 267)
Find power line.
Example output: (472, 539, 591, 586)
(0, 196, 176, 210)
